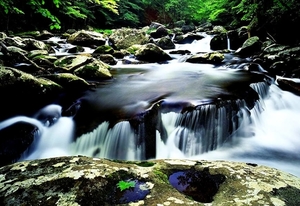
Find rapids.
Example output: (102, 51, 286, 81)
(1, 34, 300, 177)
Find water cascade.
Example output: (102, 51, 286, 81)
(1, 34, 300, 177)
(226, 34, 231, 50)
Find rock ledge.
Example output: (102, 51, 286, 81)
(0, 156, 300, 205)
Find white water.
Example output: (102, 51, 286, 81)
(227, 34, 231, 50)
(0, 105, 74, 160)
(1, 35, 300, 178)
(64, 82, 300, 177)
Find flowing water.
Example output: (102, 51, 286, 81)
(1, 34, 300, 177)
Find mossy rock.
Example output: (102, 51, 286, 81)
(27, 50, 49, 59)
(93, 45, 114, 54)
(0, 66, 63, 118)
(54, 55, 90, 71)
(186, 51, 225, 64)
(40, 73, 90, 91)
(74, 60, 112, 80)
(126, 44, 142, 54)
(67, 30, 106, 46)
(135, 43, 172, 63)
(235, 36, 262, 56)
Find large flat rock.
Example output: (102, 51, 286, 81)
(0, 156, 300, 205)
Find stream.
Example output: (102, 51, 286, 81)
(1, 34, 300, 177)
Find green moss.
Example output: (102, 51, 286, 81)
(93, 28, 113, 36)
(271, 185, 300, 205)
(153, 169, 168, 184)
(135, 161, 155, 167)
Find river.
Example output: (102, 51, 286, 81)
(1, 34, 300, 177)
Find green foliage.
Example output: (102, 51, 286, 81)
(117, 180, 136, 191)
(232, 0, 258, 21)
(93, 28, 113, 35)
(0, 0, 119, 31)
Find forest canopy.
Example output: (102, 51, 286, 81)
(1, 0, 300, 44)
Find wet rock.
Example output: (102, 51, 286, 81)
(186, 51, 225, 64)
(210, 33, 227, 50)
(0, 32, 7, 40)
(94, 54, 117, 65)
(22, 38, 48, 50)
(235, 36, 262, 56)
(67, 30, 106, 47)
(54, 55, 91, 71)
(0, 66, 63, 119)
(153, 36, 175, 50)
(277, 77, 300, 95)
(93, 45, 114, 54)
(181, 24, 196, 33)
(135, 43, 172, 63)
(169, 50, 191, 55)
(174, 32, 205, 44)
(1, 157, 300, 206)
(150, 25, 169, 38)
(126, 44, 142, 54)
(5, 46, 28, 56)
(38, 73, 90, 92)
(0, 122, 37, 167)
(149, 22, 164, 29)
(109, 28, 149, 50)
(4, 37, 26, 48)
(27, 50, 48, 59)
(74, 59, 112, 80)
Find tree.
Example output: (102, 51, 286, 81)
(0, 0, 119, 31)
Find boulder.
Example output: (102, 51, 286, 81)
(210, 33, 227, 50)
(22, 38, 48, 50)
(135, 43, 172, 63)
(93, 45, 114, 55)
(1, 156, 300, 205)
(6, 46, 28, 56)
(94, 54, 117, 65)
(54, 55, 112, 80)
(4, 37, 26, 48)
(126, 44, 143, 54)
(227, 30, 246, 50)
(39, 73, 90, 92)
(27, 50, 49, 59)
(0, 122, 37, 167)
(186, 51, 225, 64)
(174, 32, 205, 44)
(208, 25, 227, 34)
(149, 22, 164, 29)
(235, 36, 262, 56)
(0, 32, 7, 40)
(277, 77, 300, 95)
(54, 55, 92, 71)
(153, 36, 175, 50)
(0, 66, 63, 119)
(181, 24, 196, 33)
(150, 25, 169, 38)
(67, 30, 106, 46)
(109, 28, 149, 50)
(74, 59, 112, 80)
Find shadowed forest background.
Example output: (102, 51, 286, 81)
(1, 0, 300, 44)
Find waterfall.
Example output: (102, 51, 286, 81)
(71, 121, 143, 160)
(227, 34, 231, 50)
